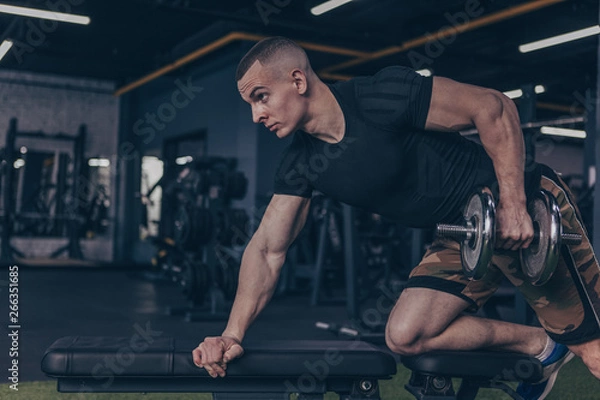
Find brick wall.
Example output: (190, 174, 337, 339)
(0, 69, 119, 261)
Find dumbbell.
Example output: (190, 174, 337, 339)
(521, 190, 582, 285)
(436, 188, 582, 285)
(436, 189, 496, 281)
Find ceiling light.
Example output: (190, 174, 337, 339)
(519, 25, 600, 53)
(88, 158, 110, 167)
(311, 0, 353, 16)
(0, 40, 13, 61)
(503, 85, 546, 99)
(13, 159, 25, 169)
(176, 156, 193, 165)
(0, 3, 90, 25)
(540, 126, 586, 139)
(416, 69, 432, 77)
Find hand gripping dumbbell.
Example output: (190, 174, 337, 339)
(436, 188, 582, 285)
(521, 189, 582, 285)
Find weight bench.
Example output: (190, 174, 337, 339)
(41, 336, 543, 400)
(41, 336, 396, 399)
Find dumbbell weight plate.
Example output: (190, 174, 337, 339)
(521, 190, 561, 286)
(460, 191, 496, 280)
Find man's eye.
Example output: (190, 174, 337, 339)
(258, 93, 267, 101)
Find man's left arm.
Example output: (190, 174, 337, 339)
(424, 76, 533, 251)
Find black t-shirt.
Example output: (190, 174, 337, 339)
(273, 66, 540, 228)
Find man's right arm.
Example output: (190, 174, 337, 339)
(192, 194, 311, 376)
(222, 193, 312, 341)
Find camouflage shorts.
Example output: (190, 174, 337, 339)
(407, 166, 600, 345)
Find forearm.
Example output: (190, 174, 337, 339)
(476, 93, 527, 206)
(221, 241, 284, 342)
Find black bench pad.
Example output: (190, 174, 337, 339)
(402, 350, 543, 383)
(42, 336, 397, 378)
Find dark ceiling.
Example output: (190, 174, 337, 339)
(0, 0, 598, 119)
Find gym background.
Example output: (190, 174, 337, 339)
(0, 0, 599, 398)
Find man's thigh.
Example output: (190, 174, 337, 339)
(405, 237, 505, 312)
(496, 172, 600, 345)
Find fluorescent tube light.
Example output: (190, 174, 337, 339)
(519, 25, 600, 53)
(416, 69, 432, 77)
(88, 158, 110, 167)
(0, 4, 90, 25)
(0, 40, 12, 61)
(540, 126, 586, 139)
(311, 0, 353, 16)
(176, 156, 193, 165)
(503, 85, 546, 99)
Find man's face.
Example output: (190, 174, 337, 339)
(238, 61, 306, 139)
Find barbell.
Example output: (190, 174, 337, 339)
(436, 188, 582, 285)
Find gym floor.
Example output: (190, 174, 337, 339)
(0, 265, 354, 383)
(4, 265, 600, 400)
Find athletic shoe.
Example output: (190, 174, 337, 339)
(516, 343, 575, 400)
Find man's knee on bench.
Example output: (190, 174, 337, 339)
(385, 321, 439, 356)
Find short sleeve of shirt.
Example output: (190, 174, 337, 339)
(273, 133, 313, 198)
(354, 66, 433, 130)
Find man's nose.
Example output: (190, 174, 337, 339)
(252, 105, 266, 124)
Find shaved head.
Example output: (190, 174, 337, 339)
(236, 37, 330, 141)
(236, 37, 313, 82)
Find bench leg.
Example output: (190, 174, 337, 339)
(455, 379, 480, 400)
(405, 372, 528, 400)
(350, 379, 383, 399)
(476, 380, 526, 400)
(404, 371, 456, 399)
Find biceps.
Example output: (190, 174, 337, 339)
(425, 77, 504, 132)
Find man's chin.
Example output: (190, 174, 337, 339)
(275, 128, 292, 138)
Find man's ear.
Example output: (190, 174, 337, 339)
(291, 70, 308, 95)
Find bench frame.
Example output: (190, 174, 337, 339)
(54, 375, 385, 400)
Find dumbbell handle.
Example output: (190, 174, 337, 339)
(559, 233, 582, 245)
(530, 231, 582, 247)
(438, 224, 582, 245)
(436, 224, 476, 241)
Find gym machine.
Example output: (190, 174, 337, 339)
(154, 154, 250, 322)
(1, 118, 86, 263)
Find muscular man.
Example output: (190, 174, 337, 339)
(192, 37, 600, 399)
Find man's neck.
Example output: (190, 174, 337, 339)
(301, 81, 345, 144)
